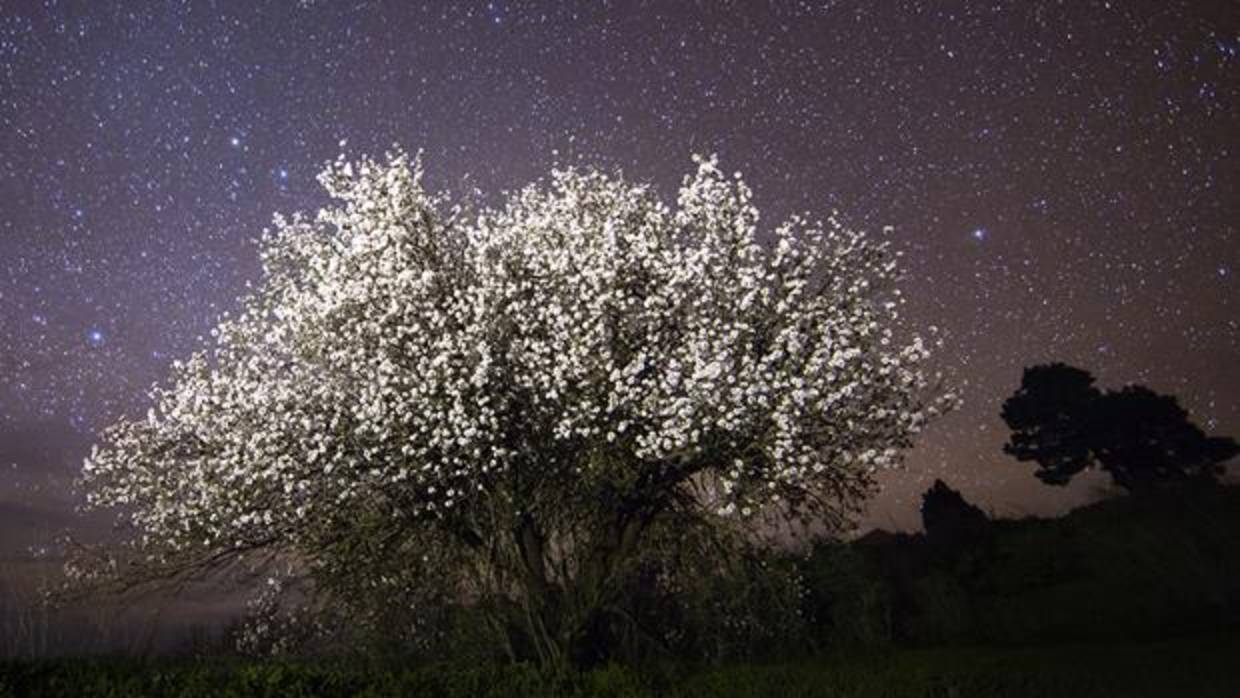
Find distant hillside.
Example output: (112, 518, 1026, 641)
(802, 483, 1240, 647)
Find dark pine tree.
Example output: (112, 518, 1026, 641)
(1001, 363, 1239, 493)
(1090, 386, 1239, 492)
(1000, 363, 1101, 486)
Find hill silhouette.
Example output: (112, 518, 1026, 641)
(802, 481, 1240, 648)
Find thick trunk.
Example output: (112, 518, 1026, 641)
(515, 513, 549, 595)
(512, 513, 564, 665)
(563, 509, 654, 666)
(497, 507, 656, 668)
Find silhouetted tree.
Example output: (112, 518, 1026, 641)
(1000, 363, 1100, 486)
(920, 479, 988, 544)
(1091, 386, 1239, 491)
(1002, 363, 1238, 492)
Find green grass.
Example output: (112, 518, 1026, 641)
(2, 632, 1237, 697)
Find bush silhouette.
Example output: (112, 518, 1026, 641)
(920, 479, 989, 544)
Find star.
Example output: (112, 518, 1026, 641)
(0, 0, 1233, 553)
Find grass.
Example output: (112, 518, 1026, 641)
(2, 631, 1237, 697)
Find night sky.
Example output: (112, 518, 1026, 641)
(1, 0, 1237, 566)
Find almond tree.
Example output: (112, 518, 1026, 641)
(77, 150, 949, 666)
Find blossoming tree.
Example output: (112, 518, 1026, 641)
(79, 150, 947, 665)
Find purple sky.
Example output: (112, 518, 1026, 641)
(1, 1, 1236, 571)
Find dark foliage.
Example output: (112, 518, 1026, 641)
(806, 483, 1240, 647)
(1001, 363, 1238, 491)
(7, 484, 1240, 694)
(4, 634, 1240, 698)
(920, 479, 989, 546)
(1001, 363, 1100, 486)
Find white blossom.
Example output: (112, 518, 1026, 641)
(81, 148, 949, 585)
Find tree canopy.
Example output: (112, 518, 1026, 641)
(1001, 363, 1237, 492)
(77, 150, 948, 665)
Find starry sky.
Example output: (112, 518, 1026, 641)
(1, 0, 1237, 562)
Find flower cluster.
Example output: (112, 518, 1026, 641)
(82, 149, 948, 562)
